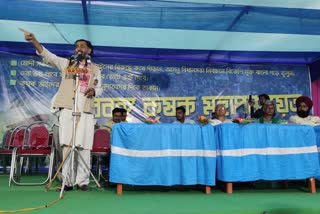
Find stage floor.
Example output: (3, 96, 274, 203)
(0, 174, 320, 214)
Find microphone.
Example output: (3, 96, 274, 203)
(75, 51, 84, 62)
(68, 54, 77, 67)
(84, 55, 91, 67)
(68, 51, 90, 69)
(67, 52, 83, 71)
(85, 54, 91, 61)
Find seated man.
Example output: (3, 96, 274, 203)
(120, 108, 128, 122)
(103, 107, 122, 133)
(210, 104, 232, 125)
(249, 94, 270, 118)
(288, 96, 320, 126)
(257, 100, 281, 124)
(173, 106, 195, 124)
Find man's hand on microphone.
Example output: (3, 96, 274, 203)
(84, 88, 95, 98)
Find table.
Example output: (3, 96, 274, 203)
(109, 123, 217, 194)
(314, 125, 320, 170)
(314, 125, 320, 147)
(215, 123, 320, 193)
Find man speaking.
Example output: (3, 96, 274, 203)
(23, 30, 102, 191)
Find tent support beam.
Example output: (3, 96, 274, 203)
(226, 6, 251, 31)
(81, 0, 89, 25)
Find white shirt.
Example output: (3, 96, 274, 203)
(210, 118, 233, 126)
(288, 115, 320, 126)
(173, 118, 195, 124)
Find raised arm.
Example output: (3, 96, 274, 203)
(24, 31, 43, 54)
(23, 30, 68, 71)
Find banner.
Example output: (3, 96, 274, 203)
(0, 51, 311, 142)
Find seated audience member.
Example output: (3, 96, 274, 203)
(288, 96, 320, 126)
(210, 104, 232, 125)
(120, 108, 128, 122)
(103, 107, 122, 133)
(257, 100, 281, 124)
(173, 106, 195, 124)
(249, 94, 270, 118)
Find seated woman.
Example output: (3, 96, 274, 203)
(210, 104, 232, 125)
(257, 100, 281, 124)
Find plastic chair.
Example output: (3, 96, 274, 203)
(0, 126, 27, 174)
(0, 129, 13, 173)
(91, 129, 111, 182)
(9, 122, 54, 186)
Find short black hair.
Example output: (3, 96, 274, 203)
(74, 39, 94, 56)
(258, 94, 270, 100)
(120, 108, 127, 114)
(112, 107, 122, 115)
(176, 106, 186, 114)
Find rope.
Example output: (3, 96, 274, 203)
(0, 197, 62, 213)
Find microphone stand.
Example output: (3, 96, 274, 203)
(59, 56, 101, 198)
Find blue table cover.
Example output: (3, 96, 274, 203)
(109, 123, 216, 186)
(315, 125, 320, 147)
(215, 123, 320, 182)
(314, 125, 320, 177)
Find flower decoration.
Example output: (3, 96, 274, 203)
(196, 115, 209, 126)
(232, 117, 254, 124)
(144, 117, 160, 124)
(232, 117, 243, 123)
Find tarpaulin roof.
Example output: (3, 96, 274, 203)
(1, 0, 320, 71)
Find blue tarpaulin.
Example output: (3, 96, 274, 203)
(0, 0, 320, 72)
